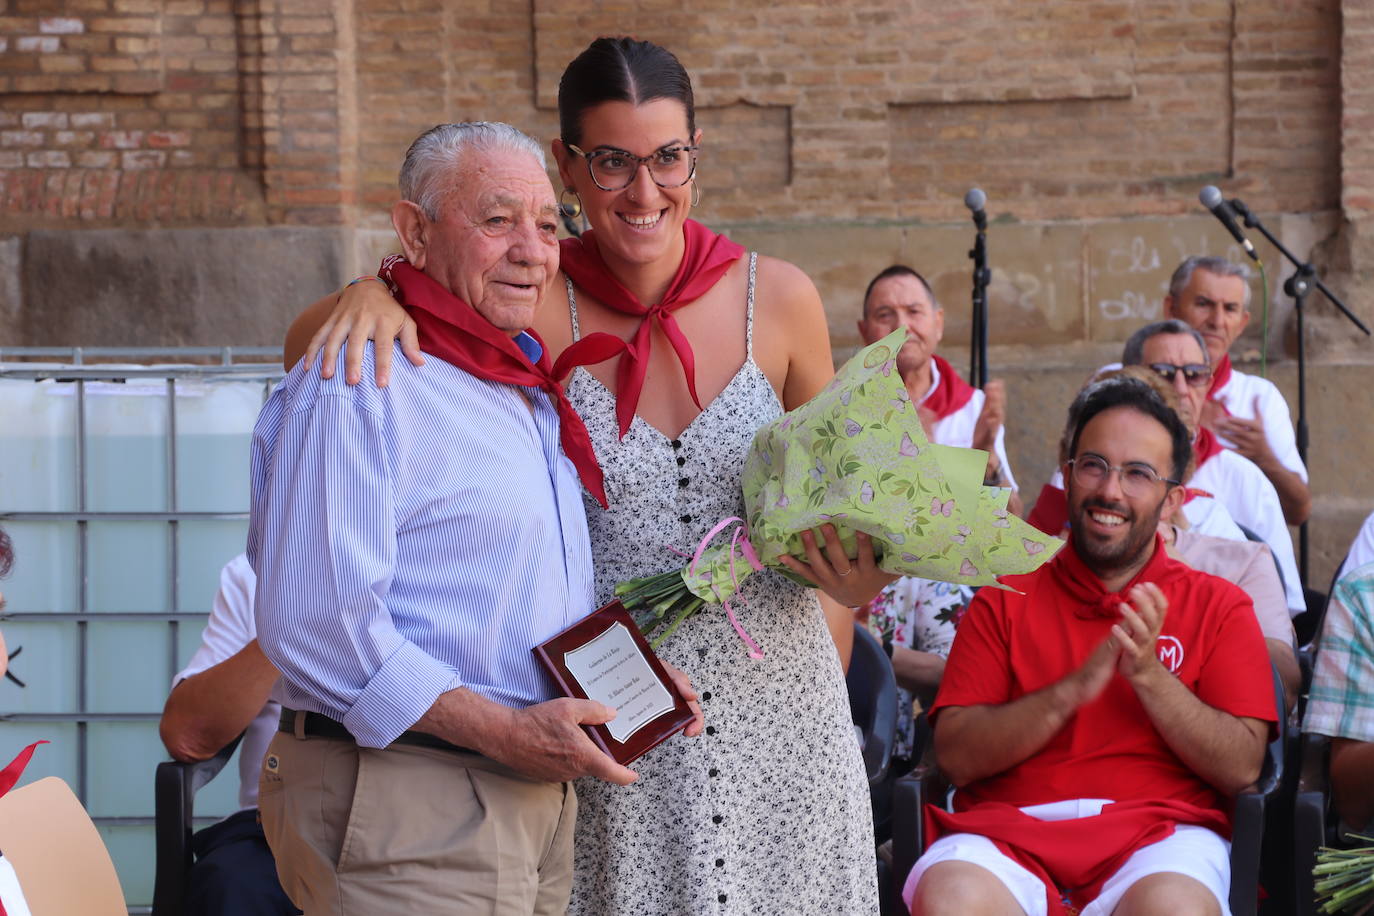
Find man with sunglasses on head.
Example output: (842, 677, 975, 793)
(1163, 256, 1310, 525)
(905, 376, 1275, 916)
(1122, 319, 1305, 620)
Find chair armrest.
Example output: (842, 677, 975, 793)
(1293, 733, 1331, 916)
(848, 623, 898, 787)
(890, 770, 927, 906)
(1229, 788, 1266, 915)
(151, 733, 243, 916)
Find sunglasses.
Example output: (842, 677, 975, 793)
(1146, 362, 1212, 388)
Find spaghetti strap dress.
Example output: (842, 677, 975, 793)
(563, 253, 879, 915)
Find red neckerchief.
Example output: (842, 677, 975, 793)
(924, 798, 1230, 915)
(1027, 483, 1068, 537)
(1049, 532, 1182, 619)
(1206, 354, 1233, 416)
(0, 741, 46, 798)
(1182, 486, 1214, 505)
(1193, 426, 1224, 469)
(378, 256, 613, 509)
(920, 353, 978, 420)
(557, 219, 745, 439)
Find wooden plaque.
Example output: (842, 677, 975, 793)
(533, 600, 696, 766)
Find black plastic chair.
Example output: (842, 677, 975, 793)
(1292, 732, 1333, 916)
(151, 733, 243, 916)
(889, 666, 1286, 915)
(846, 622, 899, 844)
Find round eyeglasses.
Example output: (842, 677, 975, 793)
(565, 143, 698, 192)
(1068, 454, 1179, 498)
(1146, 362, 1212, 388)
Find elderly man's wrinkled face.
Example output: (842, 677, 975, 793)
(1165, 269, 1250, 366)
(858, 274, 944, 377)
(415, 149, 560, 336)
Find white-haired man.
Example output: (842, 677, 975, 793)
(249, 122, 698, 916)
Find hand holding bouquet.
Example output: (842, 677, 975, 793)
(618, 330, 1062, 654)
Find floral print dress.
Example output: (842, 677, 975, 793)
(562, 255, 879, 915)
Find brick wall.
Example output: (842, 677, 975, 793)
(0, 0, 1345, 230)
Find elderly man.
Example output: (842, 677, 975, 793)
(905, 377, 1275, 916)
(856, 265, 1021, 515)
(1162, 256, 1310, 524)
(1122, 319, 1305, 619)
(249, 122, 695, 915)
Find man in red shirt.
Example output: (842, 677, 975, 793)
(905, 376, 1275, 916)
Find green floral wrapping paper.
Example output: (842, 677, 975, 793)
(683, 329, 1062, 603)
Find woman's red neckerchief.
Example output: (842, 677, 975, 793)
(557, 219, 745, 439)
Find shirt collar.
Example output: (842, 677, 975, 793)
(917, 355, 941, 407)
(512, 331, 542, 364)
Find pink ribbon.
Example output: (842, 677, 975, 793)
(688, 516, 766, 660)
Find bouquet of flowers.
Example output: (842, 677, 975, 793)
(1314, 836, 1374, 914)
(617, 329, 1062, 653)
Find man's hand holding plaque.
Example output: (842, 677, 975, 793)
(534, 601, 704, 766)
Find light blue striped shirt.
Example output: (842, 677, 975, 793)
(247, 337, 594, 748)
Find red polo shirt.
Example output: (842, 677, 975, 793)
(932, 534, 1275, 816)
(924, 536, 1276, 911)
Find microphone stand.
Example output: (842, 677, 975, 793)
(968, 211, 990, 388)
(1229, 197, 1371, 588)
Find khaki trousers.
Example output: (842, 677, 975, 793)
(258, 729, 576, 916)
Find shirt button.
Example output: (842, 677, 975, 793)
(680, 514, 692, 523)
(671, 439, 682, 450)
(718, 894, 728, 903)
(676, 456, 686, 467)
(709, 768, 719, 777)
(715, 858, 725, 868)
(678, 477, 689, 487)
(705, 726, 716, 735)
(702, 691, 712, 701)
(712, 814, 723, 824)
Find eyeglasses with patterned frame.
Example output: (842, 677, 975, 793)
(1067, 453, 1180, 498)
(564, 143, 699, 192)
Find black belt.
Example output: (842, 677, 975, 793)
(279, 709, 479, 756)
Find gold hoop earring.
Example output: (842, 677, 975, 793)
(690, 180, 701, 208)
(559, 187, 582, 220)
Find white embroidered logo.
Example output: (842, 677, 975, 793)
(1156, 635, 1185, 674)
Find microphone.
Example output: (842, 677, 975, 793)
(1198, 186, 1259, 262)
(964, 187, 987, 231)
